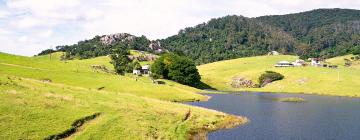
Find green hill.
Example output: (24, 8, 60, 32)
(198, 55, 360, 97)
(161, 8, 360, 64)
(0, 52, 247, 139)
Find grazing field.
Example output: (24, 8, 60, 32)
(326, 54, 360, 69)
(198, 55, 360, 97)
(0, 52, 247, 139)
(0, 52, 204, 101)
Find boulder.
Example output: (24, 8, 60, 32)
(231, 77, 254, 88)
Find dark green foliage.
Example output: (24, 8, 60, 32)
(110, 43, 131, 75)
(41, 34, 153, 59)
(352, 46, 360, 55)
(258, 71, 284, 87)
(37, 49, 56, 56)
(161, 8, 360, 64)
(132, 61, 142, 70)
(256, 8, 360, 59)
(151, 53, 201, 87)
(161, 16, 295, 64)
(150, 56, 168, 79)
(39, 9, 360, 65)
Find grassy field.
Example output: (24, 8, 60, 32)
(198, 55, 360, 97)
(0, 52, 247, 139)
(326, 54, 360, 69)
(0, 52, 205, 101)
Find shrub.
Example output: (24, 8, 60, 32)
(151, 53, 201, 87)
(258, 71, 284, 87)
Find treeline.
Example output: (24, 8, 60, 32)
(161, 16, 296, 64)
(161, 8, 360, 64)
(256, 8, 360, 59)
(38, 35, 153, 60)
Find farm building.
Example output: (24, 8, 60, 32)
(133, 64, 151, 75)
(309, 58, 322, 67)
(292, 59, 305, 66)
(275, 61, 294, 67)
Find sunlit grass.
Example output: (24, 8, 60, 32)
(198, 55, 360, 97)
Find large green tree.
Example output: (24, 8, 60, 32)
(110, 43, 131, 75)
(151, 53, 201, 87)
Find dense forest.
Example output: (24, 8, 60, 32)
(39, 8, 360, 64)
(162, 8, 360, 64)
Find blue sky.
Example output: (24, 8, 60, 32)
(0, 0, 359, 56)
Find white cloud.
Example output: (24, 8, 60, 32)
(18, 36, 29, 42)
(0, 10, 10, 18)
(37, 30, 53, 38)
(0, 0, 359, 56)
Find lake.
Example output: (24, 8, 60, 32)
(187, 92, 360, 140)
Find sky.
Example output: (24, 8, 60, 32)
(0, 0, 359, 56)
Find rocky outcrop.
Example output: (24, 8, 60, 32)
(100, 33, 136, 45)
(231, 77, 254, 88)
(148, 41, 164, 53)
(128, 54, 158, 61)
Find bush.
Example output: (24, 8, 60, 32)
(258, 71, 284, 87)
(151, 53, 201, 87)
(110, 43, 131, 75)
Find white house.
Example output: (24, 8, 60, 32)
(292, 59, 305, 66)
(275, 61, 294, 67)
(133, 64, 151, 75)
(141, 65, 150, 75)
(132, 69, 141, 75)
(310, 58, 322, 66)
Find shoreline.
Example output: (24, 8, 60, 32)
(187, 115, 249, 140)
(203, 89, 360, 98)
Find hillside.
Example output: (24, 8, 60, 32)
(0, 52, 247, 139)
(198, 55, 360, 97)
(38, 9, 359, 65)
(326, 54, 360, 69)
(161, 8, 360, 64)
(38, 33, 165, 60)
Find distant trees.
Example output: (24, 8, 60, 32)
(110, 43, 131, 75)
(37, 49, 56, 56)
(39, 34, 155, 60)
(151, 53, 201, 87)
(161, 9, 360, 64)
(352, 46, 360, 55)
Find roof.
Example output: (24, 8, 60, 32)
(142, 65, 150, 70)
(277, 61, 291, 64)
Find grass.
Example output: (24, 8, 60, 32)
(0, 52, 205, 101)
(0, 52, 248, 139)
(326, 54, 360, 69)
(198, 55, 360, 97)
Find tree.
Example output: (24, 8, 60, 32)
(132, 61, 142, 70)
(352, 46, 360, 55)
(150, 56, 168, 79)
(151, 53, 201, 87)
(110, 43, 131, 75)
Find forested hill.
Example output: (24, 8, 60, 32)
(38, 33, 165, 60)
(161, 8, 360, 64)
(39, 8, 359, 64)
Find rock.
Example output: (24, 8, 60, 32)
(148, 41, 164, 53)
(231, 77, 254, 88)
(100, 33, 135, 45)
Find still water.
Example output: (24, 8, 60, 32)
(188, 92, 360, 140)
